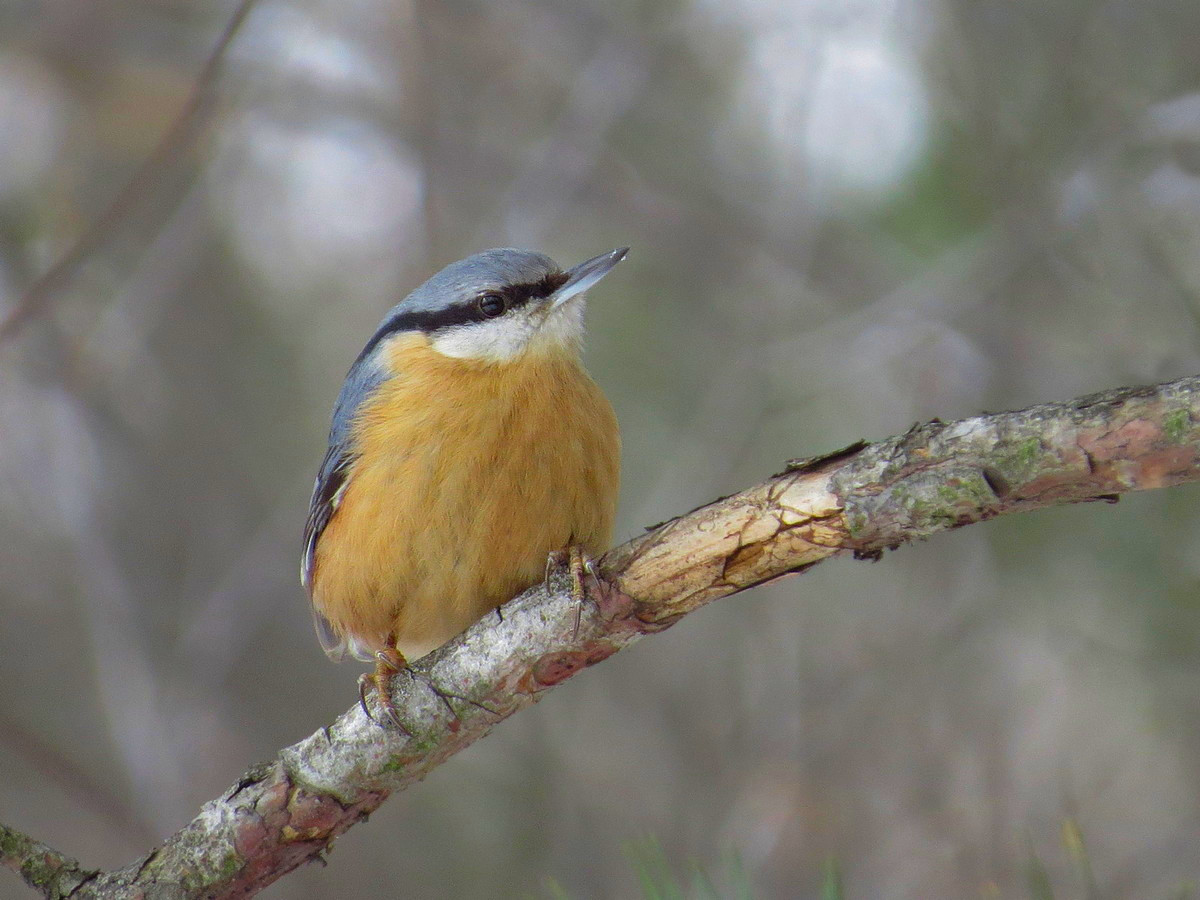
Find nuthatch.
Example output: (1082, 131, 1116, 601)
(302, 247, 626, 722)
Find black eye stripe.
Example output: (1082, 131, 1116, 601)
(355, 273, 572, 362)
(499, 272, 569, 309)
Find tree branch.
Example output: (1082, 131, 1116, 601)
(0, 822, 96, 897)
(7, 374, 1200, 898)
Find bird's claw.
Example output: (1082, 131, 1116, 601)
(544, 547, 567, 584)
(559, 544, 601, 638)
(357, 673, 377, 723)
(357, 648, 411, 732)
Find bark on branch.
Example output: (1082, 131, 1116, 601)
(6, 374, 1200, 898)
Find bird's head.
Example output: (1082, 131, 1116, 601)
(368, 247, 628, 364)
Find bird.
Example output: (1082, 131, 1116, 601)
(302, 247, 626, 724)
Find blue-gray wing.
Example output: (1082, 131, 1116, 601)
(301, 346, 389, 659)
(301, 443, 353, 593)
(301, 443, 355, 658)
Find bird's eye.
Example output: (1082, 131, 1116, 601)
(478, 292, 506, 318)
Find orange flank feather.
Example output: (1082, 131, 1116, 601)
(309, 332, 620, 661)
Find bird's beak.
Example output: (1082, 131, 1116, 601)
(551, 247, 629, 308)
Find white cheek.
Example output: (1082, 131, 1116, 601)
(430, 316, 534, 361)
(530, 299, 586, 351)
(429, 299, 588, 361)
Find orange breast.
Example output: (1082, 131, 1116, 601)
(310, 333, 620, 660)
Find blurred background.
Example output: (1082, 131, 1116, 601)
(2, 0, 1200, 897)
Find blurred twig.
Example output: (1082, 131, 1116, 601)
(0, 823, 95, 898)
(0, 0, 260, 345)
(7, 372, 1200, 898)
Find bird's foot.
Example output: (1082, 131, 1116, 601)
(546, 545, 598, 589)
(359, 647, 410, 730)
(547, 544, 600, 638)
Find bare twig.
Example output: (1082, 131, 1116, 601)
(6, 373, 1200, 898)
(0, 822, 96, 897)
(0, 0, 260, 345)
